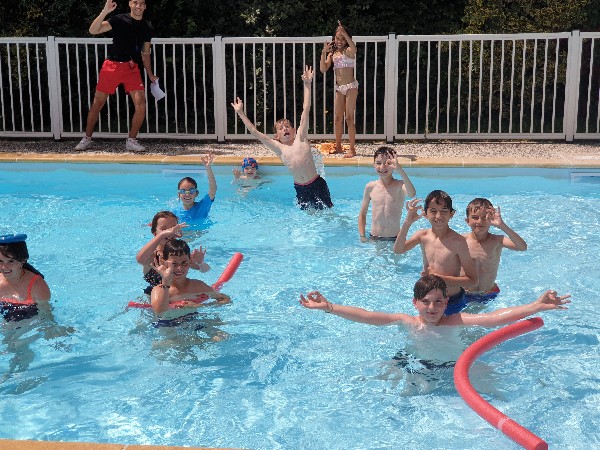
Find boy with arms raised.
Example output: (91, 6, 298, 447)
(462, 198, 528, 304)
(393, 190, 478, 315)
(300, 275, 569, 329)
(358, 147, 416, 242)
(231, 66, 333, 210)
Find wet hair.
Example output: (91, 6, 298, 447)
(424, 190, 455, 213)
(177, 177, 198, 189)
(373, 146, 396, 161)
(413, 275, 447, 300)
(273, 118, 292, 135)
(162, 239, 191, 260)
(466, 197, 493, 216)
(0, 241, 28, 262)
(0, 241, 44, 277)
(150, 211, 178, 234)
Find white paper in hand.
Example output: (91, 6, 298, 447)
(150, 79, 165, 101)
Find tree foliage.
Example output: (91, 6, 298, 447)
(462, 0, 600, 34)
(1, 0, 597, 38)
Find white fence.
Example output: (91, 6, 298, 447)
(0, 31, 599, 141)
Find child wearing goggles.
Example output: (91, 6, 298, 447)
(172, 153, 217, 223)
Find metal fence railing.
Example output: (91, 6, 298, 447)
(0, 31, 599, 142)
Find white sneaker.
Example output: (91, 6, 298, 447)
(74, 136, 92, 150)
(126, 138, 145, 152)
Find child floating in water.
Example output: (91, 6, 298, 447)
(150, 239, 230, 315)
(0, 234, 51, 321)
(233, 157, 260, 181)
(172, 153, 217, 223)
(136, 211, 209, 295)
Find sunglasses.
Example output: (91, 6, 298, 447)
(178, 188, 198, 195)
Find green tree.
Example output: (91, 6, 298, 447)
(462, 0, 600, 34)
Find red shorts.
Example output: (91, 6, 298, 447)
(96, 60, 144, 95)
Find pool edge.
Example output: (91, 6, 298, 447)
(1, 152, 600, 168)
(0, 439, 245, 450)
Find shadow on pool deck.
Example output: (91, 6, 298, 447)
(0, 439, 244, 450)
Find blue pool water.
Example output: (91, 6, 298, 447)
(0, 162, 599, 449)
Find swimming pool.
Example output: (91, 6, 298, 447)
(0, 162, 598, 449)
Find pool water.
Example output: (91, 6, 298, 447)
(0, 163, 598, 449)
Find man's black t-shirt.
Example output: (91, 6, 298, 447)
(107, 14, 154, 63)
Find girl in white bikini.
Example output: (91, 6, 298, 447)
(320, 21, 358, 158)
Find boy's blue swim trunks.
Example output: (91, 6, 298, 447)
(463, 284, 500, 304)
(444, 288, 466, 316)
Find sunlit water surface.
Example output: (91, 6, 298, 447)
(0, 163, 598, 449)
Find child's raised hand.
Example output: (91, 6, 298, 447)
(161, 222, 187, 239)
(153, 259, 174, 285)
(190, 246, 206, 266)
(385, 155, 398, 171)
(405, 198, 425, 222)
(487, 205, 505, 228)
(233, 168, 242, 179)
(231, 97, 244, 113)
(299, 290, 329, 310)
(301, 65, 314, 83)
(203, 152, 215, 167)
(534, 290, 571, 310)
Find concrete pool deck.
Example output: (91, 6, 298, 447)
(0, 139, 599, 167)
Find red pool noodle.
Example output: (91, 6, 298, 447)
(128, 252, 243, 309)
(211, 252, 244, 291)
(454, 317, 548, 450)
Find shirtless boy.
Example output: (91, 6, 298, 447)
(393, 190, 478, 315)
(231, 66, 333, 210)
(462, 197, 528, 304)
(358, 146, 416, 241)
(300, 275, 569, 329)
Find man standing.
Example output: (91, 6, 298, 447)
(75, 0, 157, 152)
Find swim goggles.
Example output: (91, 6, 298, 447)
(178, 188, 199, 195)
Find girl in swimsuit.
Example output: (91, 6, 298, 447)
(320, 21, 358, 158)
(0, 235, 51, 320)
(136, 211, 210, 295)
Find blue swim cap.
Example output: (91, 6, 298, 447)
(0, 234, 27, 244)
(242, 157, 258, 169)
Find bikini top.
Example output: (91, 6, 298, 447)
(0, 274, 40, 306)
(333, 52, 356, 70)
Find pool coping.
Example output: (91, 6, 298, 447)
(1, 152, 600, 168)
(0, 440, 243, 450)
